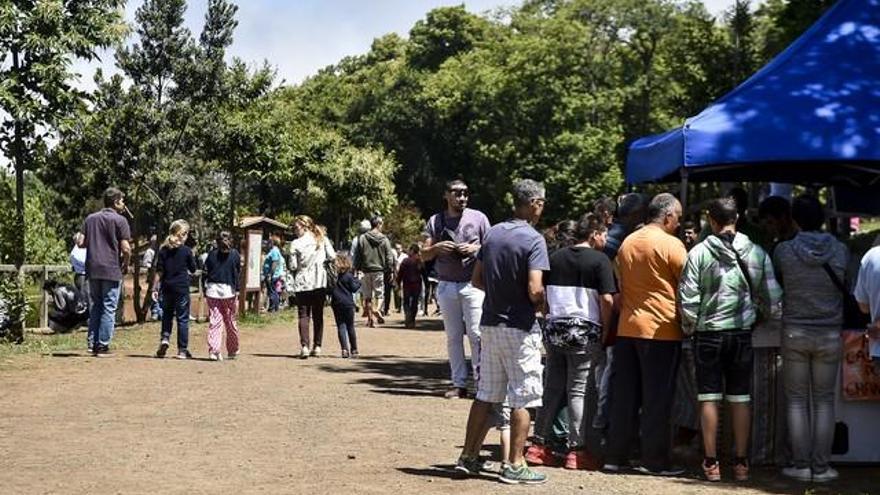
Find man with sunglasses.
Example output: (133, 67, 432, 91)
(422, 179, 491, 399)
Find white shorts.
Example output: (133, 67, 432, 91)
(476, 324, 544, 409)
(361, 272, 385, 301)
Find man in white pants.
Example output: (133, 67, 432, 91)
(422, 179, 491, 399)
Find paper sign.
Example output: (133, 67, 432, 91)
(841, 331, 880, 401)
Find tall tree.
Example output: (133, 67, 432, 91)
(0, 0, 124, 266)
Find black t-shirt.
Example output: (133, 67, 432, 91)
(544, 246, 617, 324)
(157, 245, 197, 292)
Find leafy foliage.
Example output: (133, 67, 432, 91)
(0, 176, 67, 265)
(0, 0, 125, 265)
(0, 275, 28, 342)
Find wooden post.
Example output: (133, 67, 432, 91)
(39, 265, 48, 329)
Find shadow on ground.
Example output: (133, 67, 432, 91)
(317, 355, 454, 397)
(664, 466, 880, 495)
(397, 464, 498, 483)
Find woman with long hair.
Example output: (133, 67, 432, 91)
(290, 215, 336, 359)
(203, 231, 241, 361)
(152, 220, 197, 359)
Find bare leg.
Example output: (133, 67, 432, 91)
(730, 402, 751, 458)
(500, 428, 511, 464)
(700, 401, 719, 458)
(364, 299, 374, 326)
(509, 408, 531, 466)
(461, 400, 493, 458)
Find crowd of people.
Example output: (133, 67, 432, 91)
(434, 179, 880, 486)
(59, 179, 880, 487)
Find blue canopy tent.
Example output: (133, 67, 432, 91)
(626, 0, 880, 189)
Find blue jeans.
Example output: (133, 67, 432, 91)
(534, 344, 601, 449)
(267, 278, 280, 312)
(332, 305, 357, 352)
(783, 326, 841, 473)
(87, 279, 121, 348)
(161, 288, 191, 350)
(403, 290, 419, 325)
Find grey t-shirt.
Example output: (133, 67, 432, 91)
(424, 208, 491, 282)
(478, 219, 550, 331)
(82, 208, 131, 281)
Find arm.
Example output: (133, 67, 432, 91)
(527, 270, 545, 312)
(470, 260, 485, 291)
(678, 253, 702, 334)
(420, 217, 455, 261)
(151, 251, 162, 298)
(760, 252, 783, 320)
(187, 248, 198, 274)
(345, 273, 362, 293)
(527, 237, 549, 312)
(599, 293, 614, 341)
(854, 258, 871, 314)
(232, 251, 241, 293)
(120, 239, 132, 274)
(118, 219, 132, 274)
(384, 240, 396, 279)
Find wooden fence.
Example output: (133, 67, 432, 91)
(0, 264, 211, 333)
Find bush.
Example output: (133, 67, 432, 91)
(0, 275, 28, 342)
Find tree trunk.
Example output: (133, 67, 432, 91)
(132, 236, 145, 323)
(11, 47, 25, 268)
(228, 171, 237, 228)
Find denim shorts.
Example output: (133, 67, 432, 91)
(694, 330, 754, 402)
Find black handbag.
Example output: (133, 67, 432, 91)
(821, 263, 870, 329)
(323, 242, 338, 290)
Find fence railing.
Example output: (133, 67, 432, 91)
(0, 264, 210, 333)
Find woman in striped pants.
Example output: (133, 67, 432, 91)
(203, 231, 241, 361)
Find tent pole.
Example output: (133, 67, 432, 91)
(679, 169, 689, 212)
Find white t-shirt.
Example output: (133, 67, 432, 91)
(205, 282, 236, 299)
(854, 245, 880, 358)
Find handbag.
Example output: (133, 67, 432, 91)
(323, 241, 338, 290)
(821, 263, 870, 329)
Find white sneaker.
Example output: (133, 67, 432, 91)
(812, 467, 839, 483)
(209, 352, 223, 361)
(781, 466, 812, 482)
(299, 346, 309, 359)
(310, 346, 322, 357)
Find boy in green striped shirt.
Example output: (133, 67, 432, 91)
(678, 198, 782, 482)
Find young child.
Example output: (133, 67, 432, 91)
(397, 244, 423, 328)
(493, 402, 512, 470)
(331, 253, 362, 358)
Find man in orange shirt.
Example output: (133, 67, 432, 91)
(603, 193, 687, 476)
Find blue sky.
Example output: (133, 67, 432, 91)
(73, 0, 740, 90)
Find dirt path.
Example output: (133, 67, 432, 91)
(0, 313, 875, 494)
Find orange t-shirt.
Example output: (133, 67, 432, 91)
(616, 224, 687, 341)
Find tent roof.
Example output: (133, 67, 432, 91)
(626, 0, 880, 184)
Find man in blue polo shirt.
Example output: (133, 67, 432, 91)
(454, 179, 550, 485)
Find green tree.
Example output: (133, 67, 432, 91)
(0, 175, 66, 265)
(0, 0, 124, 266)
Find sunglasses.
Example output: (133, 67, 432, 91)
(448, 189, 469, 197)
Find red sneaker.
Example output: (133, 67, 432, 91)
(564, 449, 601, 471)
(524, 444, 559, 467)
